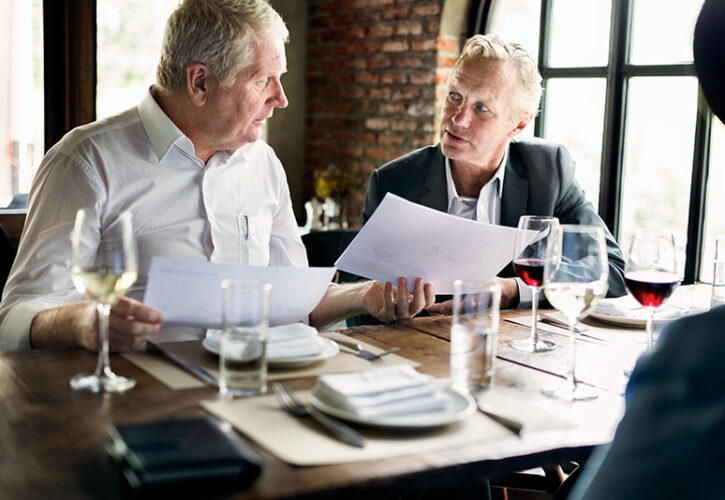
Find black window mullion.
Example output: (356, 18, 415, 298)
(684, 96, 712, 284)
(599, 0, 632, 240)
(533, 0, 552, 138)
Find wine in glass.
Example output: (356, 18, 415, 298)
(70, 209, 138, 393)
(510, 215, 559, 353)
(542, 225, 609, 401)
(624, 230, 679, 354)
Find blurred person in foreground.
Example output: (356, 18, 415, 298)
(363, 34, 625, 310)
(0, 0, 433, 352)
(568, 1, 725, 498)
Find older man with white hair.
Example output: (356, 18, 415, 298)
(0, 0, 433, 352)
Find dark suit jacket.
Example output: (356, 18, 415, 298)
(362, 139, 626, 297)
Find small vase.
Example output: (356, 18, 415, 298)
(322, 197, 348, 229)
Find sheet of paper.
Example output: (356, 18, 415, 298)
(335, 193, 535, 294)
(143, 257, 336, 327)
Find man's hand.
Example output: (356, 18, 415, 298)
(30, 297, 163, 352)
(426, 277, 520, 315)
(362, 277, 435, 323)
(490, 277, 520, 309)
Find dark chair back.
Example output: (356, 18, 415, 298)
(0, 224, 18, 294)
(301, 228, 359, 268)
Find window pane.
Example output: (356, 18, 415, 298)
(629, 0, 703, 65)
(700, 118, 725, 283)
(96, 0, 178, 119)
(486, 0, 541, 61)
(0, 0, 43, 207)
(542, 78, 606, 210)
(548, 0, 611, 67)
(619, 77, 698, 276)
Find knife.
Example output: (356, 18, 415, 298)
(148, 341, 217, 386)
(475, 399, 523, 436)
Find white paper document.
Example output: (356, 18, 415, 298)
(143, 257, 336, 327)
(335, 193, 533, 294)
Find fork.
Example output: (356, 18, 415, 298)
(539, 312, 588, 333)
(334, 339, 400, 360)
(272, 382, 365, 448)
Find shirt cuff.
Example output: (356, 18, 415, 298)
(514, 277, 532, 309)
(0, 299, 61, 351)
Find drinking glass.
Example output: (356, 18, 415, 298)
(510, 215, 559, 353)
(542, 225, 609, 401)
(450, 281, 501, 393)
(624, 230, 679, 352)
(219, 279, 271, 398)
(70, 209, 138, 393)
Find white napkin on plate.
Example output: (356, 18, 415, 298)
(206, 323, 324, 359)
(313, 365, 448, 418)
(594, 295, 688, 320)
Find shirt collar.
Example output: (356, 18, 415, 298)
(444, 148, 507, 207)
(137, 86, 198, 163)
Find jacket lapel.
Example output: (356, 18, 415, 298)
(500, 144, 529, 228)
(419, 146, 449, 212)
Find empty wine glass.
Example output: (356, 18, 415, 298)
(510, 215, 559, 353)
(624, 230, 679, 375)
(542, 225, 609, 402)
(70, 209, 138, 393)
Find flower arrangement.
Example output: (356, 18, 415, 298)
(313, 162, 362, 200)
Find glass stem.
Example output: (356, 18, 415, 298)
(567, 322, 577, 392)
(93, 302, 113, 378)
(646, 306, 655, 350)
(530, 286, 540, 342)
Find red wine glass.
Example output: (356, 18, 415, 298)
(510, 215, 559, 353)
(625, 230, 679, 367)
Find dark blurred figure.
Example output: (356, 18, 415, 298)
(568, 1, 725, 498)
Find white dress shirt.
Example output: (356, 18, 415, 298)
(0, 89, 307, 349)
(444, 155, 532, 307)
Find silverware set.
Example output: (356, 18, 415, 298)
(272, 381, 365, 448)
(333, 338, 400, 360)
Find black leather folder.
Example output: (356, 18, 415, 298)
(106, 416, 262, 491)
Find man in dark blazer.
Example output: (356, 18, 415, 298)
(363, 34, 625, 308)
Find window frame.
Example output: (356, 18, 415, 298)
(473, 0, 713, 284)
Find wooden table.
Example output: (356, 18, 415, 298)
(0, 312, 634, 499)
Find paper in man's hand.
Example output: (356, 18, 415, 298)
(334, 193, 536, 294)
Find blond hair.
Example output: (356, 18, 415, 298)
(156, 0, 288, 91)
(455, 34, 542, 120)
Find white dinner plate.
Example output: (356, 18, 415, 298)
(202, 336, 339, 368)
(308, 386, 476, 429)
(588, 296, 691, 328)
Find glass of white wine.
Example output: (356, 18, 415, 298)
(70, 208, 138, 393)
(542, 225, 609, 402)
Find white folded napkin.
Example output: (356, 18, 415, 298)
(313, 365, 448, 419)
(594, 296, 688, 320)
(206, 323, 324, 359)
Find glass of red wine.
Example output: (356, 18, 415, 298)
(510, 215, 559, 353)
(624, 229, 679, 368)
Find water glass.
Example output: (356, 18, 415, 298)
(219, 279, 271, 398)
(711, 236, 725, 308)
(450, 280, 501, 393)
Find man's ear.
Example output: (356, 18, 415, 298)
(508, 113, 534, 139)
(186, 63, 212, 107)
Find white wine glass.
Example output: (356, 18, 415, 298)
(623, 230, 679, 376)
(510, 215, 559, 353)
(70, 208, 138, 393)
(542, 225, 609, 402)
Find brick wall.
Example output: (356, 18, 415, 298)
(305, 0, 461, 226)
